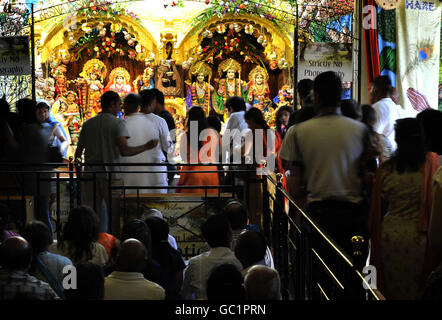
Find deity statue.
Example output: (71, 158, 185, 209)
(247, 66, 272, 112)
(214, 58, 247, 118)
(185, 62, 214, 117)
(133, 67, 154, 93)
(105, 67, 132, 99)
(273, 85, 294, 108)
(71, 59, 107, 120)
(53, 72, 67, 100)
(51, 91, 82, 148)
(156, 60, 182, 97)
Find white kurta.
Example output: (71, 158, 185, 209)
(122, 113, 173, 194)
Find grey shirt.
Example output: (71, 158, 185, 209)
(76, 113, 130, 176)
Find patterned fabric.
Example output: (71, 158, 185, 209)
(0, 270, 60, 300)
(379, 167, 426, 299)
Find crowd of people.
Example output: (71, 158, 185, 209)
(1, 70, 442, 300)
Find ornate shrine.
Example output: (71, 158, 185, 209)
(3, 0, 356, 153)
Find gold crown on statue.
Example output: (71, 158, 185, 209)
(80, 59, 107, 81)
(189, 61, 212, 79)
(249, 66, 269, 82)
(109, 67, 130, 83)
(218, 58, 241, 77)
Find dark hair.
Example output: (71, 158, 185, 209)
(244, 107, 269, 130)
(186, 106, 209, 150)
(0, 97, 10, 116)
(36, 101, 50, 111)
(289, 106, 317, 127)
(275, 106, 293, 136)
(234, 231, 267, 267)
(64, 263, 104, 300)
(389, 118, 426, 173)
(120, 219, 152, 260)
(297, 79, 314, 100)
(361, 104, 377, 129)
(124, 93, 141, 106)
(139, 89, 156, 108)
(22, 221, 53, 254)
(201, 214, 231, 248)
(151, 88, 165, 107)
(340, 99, 359, 120)
(222, 199, 248, 230)
(16, 98, 38, 124)
(206, 263, 245, 300)
(100, 91, 120, 110)
(373, 75, 393, 96)
(225, 96, 246, 113)
(313, 71, 342, 107)
(416, 109, 442, 155)
(144, 216, 179, 273)
(207, 115, 222, 133)
(58, 206, 100, 262)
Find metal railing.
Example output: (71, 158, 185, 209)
(263, 174, 384, 300)
(1, 161, 385, 299)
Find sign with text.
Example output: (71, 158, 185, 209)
(0, 36, 31, 76)
(298, 42, 353, 82)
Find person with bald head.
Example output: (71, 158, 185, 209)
(0, 237, 60, 300)
(244, 265, 281, 300)
(104, 238, 165, 300)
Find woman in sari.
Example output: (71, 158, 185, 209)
(177, 106, 220, 194)
(369, 118, 440, 299)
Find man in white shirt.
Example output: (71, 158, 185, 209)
(104, 238, 165, 300)
(371, 76, 403, 152)
(121, 91, 173, 194)
(182, 214, 242, 300)
(234, 230, 268, 276)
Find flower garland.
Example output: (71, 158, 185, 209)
(69, 22, 144, 61)
(191, 82, 211, 113)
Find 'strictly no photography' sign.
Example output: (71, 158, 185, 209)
(298, 42, 353, 82)
(0, 36, 31, 76)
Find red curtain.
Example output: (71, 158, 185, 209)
(363, 0, 381, 90)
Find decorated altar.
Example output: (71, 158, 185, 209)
(10, 0, 358, 155)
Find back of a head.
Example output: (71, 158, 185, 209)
(201, 214, 231, 248)
(116, 238, 148, 273)
(207, 115, 222, 133)
(64, 262, 104, 300)
(139, 89, 156, 111)
(124, 93, 141, 114)
(297, 79, 314, 100)
(151, 88, 165, 107)
(100, 90, 120, 110)
(234, 231, 267, 268)
(144, 216, 169, 244)
(313, 71, 342, 108)
(373, 75, 393, 97)
(120, 219, 152, 256)
(226, 96, 246, 113)
(293, 106, 317, 125)
(222, 199, 248, 230)
(416, 109, 442, 154)
(22, 220, 53, 254)
(0, 236, 32, 270)
(244, 265, 281, 300)
(340, 99, 360, 120)
(244, 107, 268, 129)
(61, 206, 99, 261)
(16, 98, 37, 123)
(0, 97, 10, 117)
(393, 117, 426, 173)
(361, 104, 377, 128)
(206, 263, 245, 300)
